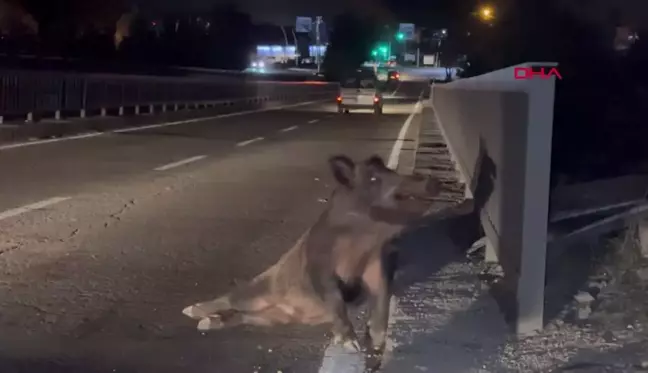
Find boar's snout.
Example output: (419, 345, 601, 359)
(401, 173, 442, 200)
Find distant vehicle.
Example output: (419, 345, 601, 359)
(388, 70, 400, 81)
(336, 68, 384, 115)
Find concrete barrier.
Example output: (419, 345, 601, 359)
(431, 62, 558, 335)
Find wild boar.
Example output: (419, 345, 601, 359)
(182, 154, 451, 352)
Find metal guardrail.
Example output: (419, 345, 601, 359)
(0, 69, 338, 123)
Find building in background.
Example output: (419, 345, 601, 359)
(250, 22, 327, 65)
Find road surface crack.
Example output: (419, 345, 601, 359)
(103, 199, 136, 228)
(0, 244, 19, 256)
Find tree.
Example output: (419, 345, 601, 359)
(323, 12, 381, 81)
(20, 0, 78, 53)
(118, 13, 160, 64)
(206, 4, 253, 70)
(461, 0, 647, 182)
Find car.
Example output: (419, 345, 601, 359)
(336, 68, 384, 115)
(388, 70, 400, 81)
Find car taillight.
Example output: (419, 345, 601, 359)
(336, 96, 342, 102)
(395, 73, 400, 79)
(373, 96, 380, 103)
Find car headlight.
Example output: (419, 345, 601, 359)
(251, 62, 258, 67)
(258, 61, 265, 68)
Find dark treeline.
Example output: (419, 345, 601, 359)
(0, 1, 254, 71)
(119, 5, 253, 70)
(457, 0, 648, 184)
(322, 13, 382, 82)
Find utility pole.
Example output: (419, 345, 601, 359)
(279, 26, 289, 63)
(315, 16, 322, 74)
(416, 27, 425, 67)
(291, 29, 299, 66)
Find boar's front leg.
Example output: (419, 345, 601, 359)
(363, 248, 395, 352)
(314, 272, 361, 351)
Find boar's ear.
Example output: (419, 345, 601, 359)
(329, 155, 356, 188)
(364, 155, 389, 173)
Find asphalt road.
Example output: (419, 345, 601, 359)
(0, 82, 427, 373)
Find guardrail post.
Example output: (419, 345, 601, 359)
(135, 105, 140, 115)
(80, 79, 87, 119)
(0, 116, 3, 124)
(174, 103, 178, 111)
(26, 112, 33, 122)
(162, 104, 167, 112)
(149, 104, 154, 114)
(100, 108, 106, 117)
(55, 110, 61, 120)
(118, 81, 125, 116)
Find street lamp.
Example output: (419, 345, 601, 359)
(478, 5, 495, 21)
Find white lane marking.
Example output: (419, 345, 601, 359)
(317, 97, 423, 373)
(0, 100, 324, 151)
(389, 81, 402, 97)
(279, 125, 298, 133)
(154, 155, 207, 171)
(308, 119, 320, 124)
(0, 196, 71, 222)
(387, 100, 422, 170)
(0, 132, 103, 151)
(236, 137, 264, 147)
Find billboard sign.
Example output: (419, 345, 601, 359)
(398, 23, 416, 40)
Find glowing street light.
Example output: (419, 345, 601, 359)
(478, 5, 495, 21)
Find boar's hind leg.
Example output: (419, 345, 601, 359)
(363, 249, 396, 352)
(183, 297, 231, 320)
(197, 305, 292, 331)
(188, 293, 275, 332)
(184, 278, 273, 321)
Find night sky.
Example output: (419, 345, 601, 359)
(134, 0, 356, 25)
(133, 0, 648, 28)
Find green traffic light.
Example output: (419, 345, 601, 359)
(371, 50, 378, 56)
(396, 32, 404, 41)
(379, 46, 388, 53)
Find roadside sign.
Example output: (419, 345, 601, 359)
(295, 17, 313, 33)
(398, 23, 415, 40)
(423, 55, 436, 66)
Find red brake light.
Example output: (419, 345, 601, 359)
(373, 96, 380, 103)
(336, 96, 342, 102)
(395, 73, 400, 79)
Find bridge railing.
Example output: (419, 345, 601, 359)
(430, 62, 558, 335)
(0, 69, 338, 122)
